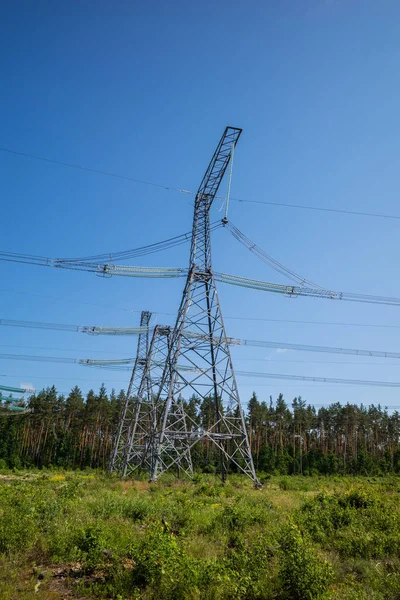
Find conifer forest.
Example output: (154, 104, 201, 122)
(1, 385, 400, 476)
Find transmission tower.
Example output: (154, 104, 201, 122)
(150, 127, 260, 486)
(110, 318, 193, 478)
(148, 326, 194, 478)
(109, 310, 152, 475)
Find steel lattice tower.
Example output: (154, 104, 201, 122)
(110, 319, 193, 478)
(151, 127, 260, 486)
(109, 310, 152, 475)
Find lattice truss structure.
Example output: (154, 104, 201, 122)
(152, 127, 259, 485)
(109, 311, 152, 476)
(110, 315, 193, 478)
(111, 127, 259, 485)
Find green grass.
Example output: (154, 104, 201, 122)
(0, 472, 399, 599)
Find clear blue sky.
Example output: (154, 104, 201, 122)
(1, 0, 400, 410)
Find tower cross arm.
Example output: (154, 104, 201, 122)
(195, 126, 242, 212)
(191, 126, 242, 272)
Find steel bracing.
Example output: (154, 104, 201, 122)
(150, 127, 260, 486)
(108, 310, 152, 475)
(110, 320, 193, 477)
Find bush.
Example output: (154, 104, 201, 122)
(298, 487, 400, 560)
(279, 477, 295, 491)
(129, 524, 199, 599)
(278, 523, 333, 600)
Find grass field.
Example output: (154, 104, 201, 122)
(0, 471, 399, 599)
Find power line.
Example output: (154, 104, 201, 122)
(7, 351, 398, 366)
(2, 307, 400, 331)
(0, 343, 135, 355)
(230, 197, 400, 221)
(0, 146, 193, 195)
(224, 316, 400, 329)
(1, 352, 400, 387)
(0, 353, 77, 364)
(0, 288, 144, 314)
(5, 373, 400, 399)
(0, 318, 148, 336)
(56, 223, 221, 264)
(239, 338, 400, 359)
(236, 371, 400, 387)
(0, 252, 187, 279)
(0, 318, 84, 333)
(2, 145, 400, 221)
(0, 372, 390, 392)
(232, 358, 400, 365)
(4, 242, 400, 307)
(4, 318, 400, 361)
(4, 372, 396, 382)
(3, 374, 131, 384)
(226, 221, 325, 288)
(216, 272, 400, 307)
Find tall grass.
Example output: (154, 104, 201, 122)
(0, 472, 399, 598)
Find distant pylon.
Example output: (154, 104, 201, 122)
(108, 310, 151, 475)
(125, 324, 192, 477)
(150, 127, 260, 486)
(110, 319, 193, 478)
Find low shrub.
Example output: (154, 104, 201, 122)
(278, 523, 333, 599)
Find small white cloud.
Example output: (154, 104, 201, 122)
(20, 382, 35, 393)
(276, 348, 289, 354)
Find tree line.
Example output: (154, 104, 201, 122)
(0, 385, 400, 475)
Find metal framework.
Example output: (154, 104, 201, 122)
(110, 318, 193, 477)
(108, 310, 152, 475)
(150, 127, 260, 486)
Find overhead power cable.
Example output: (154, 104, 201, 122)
(226, 221, 326, 289)
(235, 358, 400, 365)
(230, 197, 400, 221)
(77, 333, 400, 363)
(223, 316, 400, 329)
(56, 223, 221, 263)
(0, 318, 148, 336)
(0, 318, 85, 333)
(215, 272, 400, 307)
(0, 287, 146, 314)
(4, 246, 400, 308)
(84, 360, 400, 387)
(6, 372, 400, 396)
(1, 352, 400, 387)
(2, 145, 400, 221)
(236, 371, 400, 388)
(82, 326, 151, 335)
(0, 353, 77, 364)
(0, 146, 194, 194)
(3, 318, 400, 361)
(0, 251, 187, 278)
(0, 343, 141, 355)
(2, 313, 400, 332)
(238, 339, 400, 359)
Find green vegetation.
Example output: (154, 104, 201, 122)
(1, 385, 400, 477)
(2, 384, 400, 597)
(0, 472, 400, 599)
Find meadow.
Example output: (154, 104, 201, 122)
(0, 471, 399, 599)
